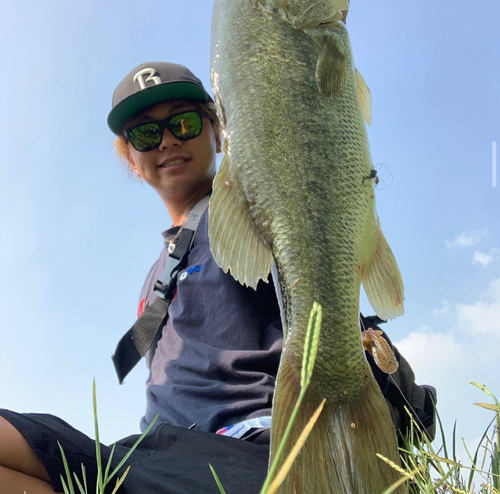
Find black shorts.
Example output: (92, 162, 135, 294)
(0, 409, 269, 494)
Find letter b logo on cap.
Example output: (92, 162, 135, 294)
(134, 68, 162, 90)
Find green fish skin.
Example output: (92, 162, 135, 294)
(209, 1, 405, 493)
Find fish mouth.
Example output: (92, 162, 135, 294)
(302, 11, 345, 29)
(157, 157, 190, 169)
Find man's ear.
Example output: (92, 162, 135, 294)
(127, 154, 141, 178)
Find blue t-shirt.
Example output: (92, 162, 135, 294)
(138, 210, 282, 434)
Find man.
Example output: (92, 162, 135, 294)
(0, 61, 435, 494)
(110, 62, 283, 446)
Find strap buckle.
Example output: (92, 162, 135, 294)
(153, 230, 193, 299)
(153, 279, 170, 299)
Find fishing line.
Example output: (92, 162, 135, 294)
(371, 162, 394, 191)
(387, 373, 429, 434)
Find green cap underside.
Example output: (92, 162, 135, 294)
(108, 82, 209, 135)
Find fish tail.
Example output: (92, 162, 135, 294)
(270, 364, 405, 494)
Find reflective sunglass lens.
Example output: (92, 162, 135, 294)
(126, 110, 206, 152)
(168, 112, 203, 140)
(129, 123, 162, 152)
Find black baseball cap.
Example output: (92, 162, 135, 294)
(108, 62, 214, 135)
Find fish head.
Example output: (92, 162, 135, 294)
(256, 0, 349, 29)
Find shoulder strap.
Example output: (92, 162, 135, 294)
(111, 196, 210, 384)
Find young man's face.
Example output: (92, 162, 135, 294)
(125, 99, 218, 198)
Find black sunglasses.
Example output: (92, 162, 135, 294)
(125, 109, 213, 152)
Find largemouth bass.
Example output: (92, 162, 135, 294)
(209, 1, 405, 493)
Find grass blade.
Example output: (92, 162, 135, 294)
(60, 475, 71, 494)
(95, 465, 101, 494)
(58, 441, 76, 494)
(377, 454, 410, 477)
(92, 379, 104, 494)
(422, 451, 465, 466)
(209, 464, 227, 494)
(110, 466, 131, 494)
(379, 466, 423, 494)
(465, 418, 495, 490)
(103, 442, 116, 485)
(106, 414, 158, 480)
(436, 407, 449, 461)
(300, 303, 322, 389)
(81, 464, 88, 494)
(433, 465, 461, 492)
(260, 303, 323, 494)
(476, 403, 500, 412)
(73, 471, 87, 494)
(471, 382, 497, 400)
(265, 399, 325, 494)
(453, 420, 458, 464)
(260, 379, 306, 493)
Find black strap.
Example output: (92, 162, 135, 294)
(112, 196, 209, 384)
(112, 296, 172, 384)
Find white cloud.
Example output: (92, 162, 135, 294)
(446, 230, 487, 248)
(472, 248, 500, 267)
(394, 330, 465, 386)
(393, 279, 500, 460)
(432, 301, 450, 317)
(473, 251, 494, 267)
(456, 278, 500, 335)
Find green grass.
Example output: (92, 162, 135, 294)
(380, 381, 500, 494)
(55, 307, 499, 494)
(57, 379, 158, 494)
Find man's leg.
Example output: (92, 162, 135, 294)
(0, 416, 59, 493)
(0, 465, 57, 494)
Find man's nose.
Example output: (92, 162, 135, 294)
(158, 128, 182, 151)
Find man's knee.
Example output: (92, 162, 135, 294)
(0, 416, 50, 482)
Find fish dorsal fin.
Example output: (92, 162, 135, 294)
(362, 220, 404, 320)
(355, 68, 372, 125)
(316, 24, 348, 101)
(208, 152, 273, 289)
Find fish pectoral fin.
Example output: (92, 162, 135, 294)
(315, 23, 349, 101)
(355, 68, 372, 125)
(208, 152, 273, 290)
(362, 220, 404, 320)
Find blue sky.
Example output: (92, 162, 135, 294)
(1, 0, 499, 470)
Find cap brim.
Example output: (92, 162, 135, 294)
(108, 82, 212, 135)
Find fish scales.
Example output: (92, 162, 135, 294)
(210, 0, 405, 493)
(214, 3, 372, 393)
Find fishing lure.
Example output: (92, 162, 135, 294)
(362, 328, 399, 374)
